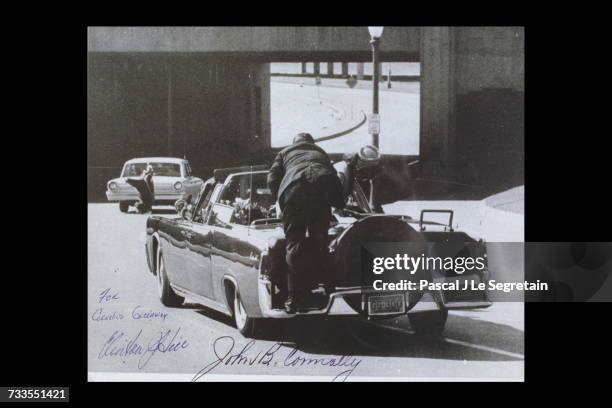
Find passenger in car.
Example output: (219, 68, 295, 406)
(334, 145, 381, 213)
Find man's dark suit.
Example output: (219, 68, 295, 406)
(267, 138, 344, 311)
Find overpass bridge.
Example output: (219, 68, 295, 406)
(87, 27, 524, 202)
(87, 27, 421, 61)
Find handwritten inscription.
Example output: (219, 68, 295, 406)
(193, 336, 362, 382)
(132, 305, 168, 322)
(91, 288, 168, 323)
(91, 308, 124, 322)
(98, 288, 119, 303)
(92, 287, 365, 379)
(97, 327, 189, 369)
(91, 305, 168, 322)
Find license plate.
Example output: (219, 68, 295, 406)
(368, 294, 406, 316)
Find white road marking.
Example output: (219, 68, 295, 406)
(362, 320, 524, 360)
(442, 338, 524, 360)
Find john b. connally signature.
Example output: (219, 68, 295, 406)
(192, 336, 362, 382)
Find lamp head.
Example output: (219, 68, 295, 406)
(368, 26, 384, 39)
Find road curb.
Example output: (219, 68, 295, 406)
(478, 188, 524, 241)
(313, 110, 367, 143)
(275, 109, 367, 149)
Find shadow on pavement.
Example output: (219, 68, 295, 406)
(192, 305, 235, 327)
(187, 304, 524, 363)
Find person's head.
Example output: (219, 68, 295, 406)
(293, 132, 315, 145)
(348, 145, 381, 171)
(145, 165, 154, 174)
(358, 145, 380, 164)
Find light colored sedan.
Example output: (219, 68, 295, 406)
(106, 157, 204, 213)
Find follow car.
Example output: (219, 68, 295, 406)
(106, 157, 203, 213)
(144, 165, 491, 337)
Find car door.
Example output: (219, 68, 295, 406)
(207, 201, 265, 317)
(159, 218, 193, 290)
(208, 174, 264, 307)
(182, 183, 219, 299)
(182, 222, 214, 299)
(160, 180, 215, 293)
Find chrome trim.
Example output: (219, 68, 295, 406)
(443, 301, 493, 309)
(170, 284, 232, 316)
(106, 191, 184, 202)
(258, 278, 416, 318)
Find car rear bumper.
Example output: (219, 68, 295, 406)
(106, 191, 183, 203)
(258, 278, 492, 318)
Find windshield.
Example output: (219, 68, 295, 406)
(122, 162, 182, 177)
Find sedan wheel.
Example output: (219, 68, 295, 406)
(119, 201, 129, 213)
(233, 289, 257, 337)
(156, 252, 184, 307)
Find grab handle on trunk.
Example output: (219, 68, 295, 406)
(419, 209, 454, 232)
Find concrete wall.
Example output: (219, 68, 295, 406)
(87, 54, 270, 200)
(420, 27, 455, 167)
(87, 27, 420, 61)
(420, 27, 524, 189)
(454, 27, 524, 94)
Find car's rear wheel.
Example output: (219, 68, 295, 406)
(156, 252, 184, 307)
(119, 201, 129, 213)
(408, 309, 448, 337)
(232, 288, 258, 337)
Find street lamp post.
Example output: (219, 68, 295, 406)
(368, 26, 383, 148)
(368, 26, 383, 210)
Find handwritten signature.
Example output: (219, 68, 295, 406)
(98, 327, 189, 369)
(192, 336, 362, 382)
(91, 305, 169, 322)
(92, 287, 168, 322)
(98, 288, 119, 303)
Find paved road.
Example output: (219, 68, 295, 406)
(271, 79, 419, 155)
(88, 204, 524, 381)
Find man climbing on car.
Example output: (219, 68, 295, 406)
(267, 133, 345, 313)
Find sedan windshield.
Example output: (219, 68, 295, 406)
(122, 162, 182, 177)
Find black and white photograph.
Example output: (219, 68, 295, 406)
(86, 26, 525, 382)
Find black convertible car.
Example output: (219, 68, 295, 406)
(144, 165, 491, 337)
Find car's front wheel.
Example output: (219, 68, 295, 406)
(156, 252, 184, 307)
(119, 201, 129, 213)
(232, 288, 258, 338)
(408, 309, 448, 337)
